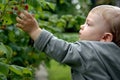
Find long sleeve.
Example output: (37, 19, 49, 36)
(33, 30, 96, 67)
(34, 30, 85, 66)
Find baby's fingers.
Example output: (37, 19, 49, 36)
(16, 17, 24, 24)
(16, 23, 24, 29)
(23, 10, 33, 19)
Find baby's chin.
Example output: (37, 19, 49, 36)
(79, 36, 87, 40)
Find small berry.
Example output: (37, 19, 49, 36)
(24, 4, 29, 10)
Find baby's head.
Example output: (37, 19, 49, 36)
(80, 5, 120, 46)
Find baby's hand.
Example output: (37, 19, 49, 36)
(16, 11, 42, 40)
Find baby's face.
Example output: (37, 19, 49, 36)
(79, 11, 109, 41)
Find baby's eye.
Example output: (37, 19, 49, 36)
(84, 23, 89, 27)
(86, 23, 92, 26)
(86, 22, 90, 26)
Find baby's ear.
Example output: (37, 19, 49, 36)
(100, 33, 113, 42)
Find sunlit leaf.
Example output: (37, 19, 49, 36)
(9, 65, 23, 76)
(22, 68, 32, 76)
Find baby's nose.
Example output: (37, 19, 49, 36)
(80, 24, 84, 30)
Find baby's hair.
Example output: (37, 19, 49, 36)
(91, 5, 120, 46)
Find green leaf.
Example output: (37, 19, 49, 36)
(0, 58, 6, 62)
(28, 0, 40, 8)
(10, 14, 17, 24)
(2, 13, 13, 25)
(0, 62, 9, 76)
(9, 65, 32, 76)
(22, 68, 32, 76)
(8, 31, 16, 42)
(9, 65, 23, 76)
(0, 3, 4, 10)
(0, 0, 6, 4)
(0, 43, 13, 59)
(46, 2, 56, 11)
(0, 43, 8, 55)
(5, 46, 13, 59)
(0, 73, 7, 80)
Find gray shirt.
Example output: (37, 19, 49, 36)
(34, 30, 120, 80)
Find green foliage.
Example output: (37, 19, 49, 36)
(0, 0, 90, 79)
(0, 43, 33, 80)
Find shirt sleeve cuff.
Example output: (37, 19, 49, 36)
(34, 29, 53, 51)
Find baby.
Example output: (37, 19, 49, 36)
(16, 5, 120, 80)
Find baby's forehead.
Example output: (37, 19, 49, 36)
(89, 5, 120, 23)
(90, 5, 120, 15)
(90, 5, 120, 30)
